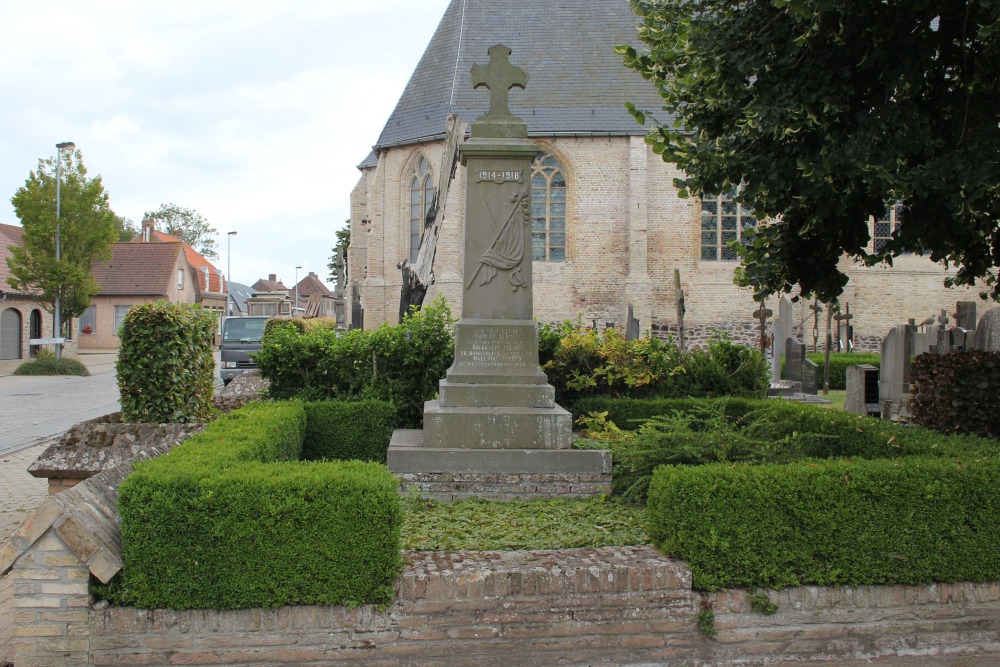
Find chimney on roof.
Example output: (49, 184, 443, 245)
(268, 273, 277, 282)
(141, 219, 155, 243)
(309, 272, 317, 277)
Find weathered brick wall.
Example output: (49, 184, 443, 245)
(353, 137, 986, 343)
(0, 570, 11, 665)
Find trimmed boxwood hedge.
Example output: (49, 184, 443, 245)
(302, 399, 396, 463)
(647, 456, 1000, 591)
(117, 400, 403, 610)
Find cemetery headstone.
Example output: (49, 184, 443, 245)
(771, 295, 795, 382)
(845, 364, 880, 416)
(955, 301, 978, 331)
(948, 326, 969, 352)
(972, 307, 1000, 352)
(785, 337, 806, 387)
(879, 324, 915, 420)
(626, 303, 640, 341)
(801, 359, 819, 395)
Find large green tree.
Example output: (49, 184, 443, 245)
(6, 149, 118, 320)
(143, 203, 219, 260)
(621, 0, 1000, 302)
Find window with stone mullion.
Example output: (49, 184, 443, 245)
(701, 190, 755, 261)
(872, 204, 903, 253)
(530, 153, 566, 262)
(409, 157, 435, 264)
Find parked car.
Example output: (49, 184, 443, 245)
(219, 316, 269, 386)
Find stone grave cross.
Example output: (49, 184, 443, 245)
(471, 44, 528, 120)
(809, 300, 823, 353)
(834, 304, 854, 351)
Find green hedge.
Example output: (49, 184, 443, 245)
(117, 401, 403, 610)
(13, 357, 89, 376)
(254, 297, 455, 428)
(302, 400, 396, 463)
(116, 301, 216, 423)
(781, 352, 880, 390)
(575, 397, 998, 503)
(647, 457, 1000, 590)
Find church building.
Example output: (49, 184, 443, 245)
(348, 0, 981, 349)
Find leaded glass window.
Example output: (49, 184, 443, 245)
(530, 153, 566, 262)
(873, 204, 902, 253)
(700, 191, 756, 261)
(409, 157, 435, 263)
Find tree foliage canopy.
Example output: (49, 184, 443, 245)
(6, 150, 118, 319)
(143, 203, 219, 260)
(327, 223, 350, 285)
(621, 0, 1000, 302)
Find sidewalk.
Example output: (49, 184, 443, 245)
(0, 350, 121, 539)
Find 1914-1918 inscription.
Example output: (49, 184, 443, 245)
(476, 170, 523, 184)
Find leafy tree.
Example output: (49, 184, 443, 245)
(327, 222, 350, 285)
(621, 0, 1000, 302)
(6, 149, 118, 320)
(115, 214, 139, 242)
(143, 203, 219, 260)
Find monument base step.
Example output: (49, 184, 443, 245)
(423, 400, 572, 450)
(773, 392, 833, 405)
(387, 429, 612, 501)
(438, 380, 555, 408)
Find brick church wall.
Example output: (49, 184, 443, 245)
(353, 137, 985, 343)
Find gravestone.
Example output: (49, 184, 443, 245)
(948, 326, 969, 352)
(785, 337, 806, 386)
(626, 303, 640, 341)
(801, 359, 819, 395)
(845, 364, 880, 416)
(955, 301, 978, 331)
(879, 324, 915, 420)
(972, 307, 1000, 352)
(771, 296, 795, 382)
(387, 45, 608, 498)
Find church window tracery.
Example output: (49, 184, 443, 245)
(409, 157, 435, 264)
(872, 204, 903, 253)
(530, 152, 566, 262)
(700, 190, 756, 261)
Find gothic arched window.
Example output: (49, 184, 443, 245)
(530, 153, 566, 262)
(700, 190, 756, 261)
(409, 157, 435, 263)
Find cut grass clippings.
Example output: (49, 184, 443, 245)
(401, 495, 649, 552)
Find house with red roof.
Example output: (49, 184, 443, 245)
(0, 223, 58, 361)
(77, 220, 227, 350)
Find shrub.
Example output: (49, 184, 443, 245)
(577, 397, 999, 504)
(647, 457, 1000, 590)
(254, 296, 455, 428)
(116, 301, 216, 423)
(117, 401, 403, 610)
(543, 324, 768, 404)
(911, 350, 1000, 440)
(263, 317, 338, 337)
(14, 357, 89, 376)
(302, 400, 396, 463)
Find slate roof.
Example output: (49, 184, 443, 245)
(91, 243, 183, 296)
(370, 0, 666, 156)
(0, 223, 36, 295)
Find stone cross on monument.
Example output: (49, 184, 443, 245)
(387, 45, 608, 500)
(471, 45, 527, 120)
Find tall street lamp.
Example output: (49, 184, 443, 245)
(294, 265, 302, 317)
(227, 231, 237, 315)
(54, 141, 75, 360)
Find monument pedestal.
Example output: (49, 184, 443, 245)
(386, 43, 607, 499)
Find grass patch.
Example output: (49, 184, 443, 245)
(820, 390, 846, 410)
(14, 358, 90, 376)
(401, 496, 649, 551)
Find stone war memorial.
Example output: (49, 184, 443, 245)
(387, 45, 610, 499)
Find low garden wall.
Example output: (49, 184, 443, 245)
(4, 537, 1000, 666)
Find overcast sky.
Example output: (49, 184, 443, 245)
(0, 0, 453, 289)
